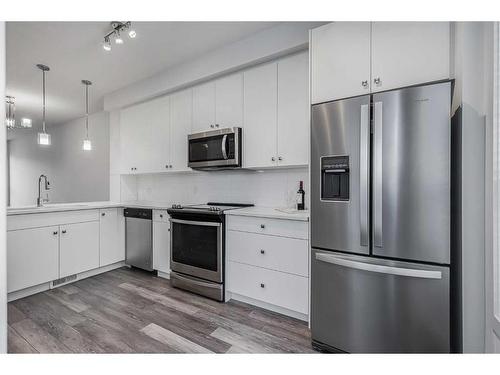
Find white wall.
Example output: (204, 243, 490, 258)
(0, 21, 8, 354)
(132, 168, 308, 208)
(8, 112, 110, 206)
(453, 21, 495, 353)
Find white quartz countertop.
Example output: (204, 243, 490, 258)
(226, 206, 309, 221)
(7, 201, 309, 221)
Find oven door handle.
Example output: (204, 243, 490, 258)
(169, 218, 222, 227)
(221, 134, 228, 160)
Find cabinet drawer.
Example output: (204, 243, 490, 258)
(228, 261, 308, 314)
(227, 215, 307, 239)
(227, 231, 308, 276)
(153, 210, 169, 223)
(8, 209, 99, 231)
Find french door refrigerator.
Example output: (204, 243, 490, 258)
(310, 81, 454, 353)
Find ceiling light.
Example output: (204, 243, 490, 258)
(36, 63, 51, 146)
(81, 80, 92, 152)
(21, 118, 32, 128)
(102, 22, 135, 52)
(103, 37, 112, 51)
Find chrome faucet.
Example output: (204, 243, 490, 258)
(37, 174, 50, 207)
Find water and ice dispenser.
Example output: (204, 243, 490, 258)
(321, 155, 350, 201)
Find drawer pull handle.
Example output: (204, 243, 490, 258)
(260, 249, 265, 254)
(160, 214, 163, 218)
(101, 212, 105, 216)
(260, 224, 265, 229)
(62, 230, 67, 234)
(260, 283, 265, 288)
(53, 231, 58, 235)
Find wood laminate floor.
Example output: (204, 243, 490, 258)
(7, 267, 314, 354)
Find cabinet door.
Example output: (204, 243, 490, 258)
(120, 101, 153, 174)
(170, 89, 192, 171)
(371, 22, 450, 92)
(7, 226, 59, 293)
(311, 22, 371, 103)
(99, 208, 125, 267)
(192, 82, 216, 132)
(243, 62, 278, 168)
(215, 73, 243, 129)
(277, 52, 309, 167)
(153, 221, 170, 273)
(149, 96, 171, 172)
(60, 221, 99, 278)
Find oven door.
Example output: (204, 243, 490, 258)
(170, 218, 223, 283)
(188, 127, 241, 169)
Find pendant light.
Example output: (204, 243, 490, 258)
(81, 80, 92, 151)
(36, 64, 51, 145)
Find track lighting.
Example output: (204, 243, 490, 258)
(102, 21, 135, 52)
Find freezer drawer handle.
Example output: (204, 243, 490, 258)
(315, 253, 442, 280)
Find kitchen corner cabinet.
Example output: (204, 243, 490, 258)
(99, 208, 125, 267)
(7, 226, 59, 293)
(192, 73, 243, 133)
(60, 221, 100, 278)
(311, 22, 451, 103)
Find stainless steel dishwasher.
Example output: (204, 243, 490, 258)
(124, 208, 153, 271)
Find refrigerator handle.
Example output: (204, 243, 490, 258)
(374, 101, 383, 248)
(315, 252, 442, 280)
(360, 104, 370, 247)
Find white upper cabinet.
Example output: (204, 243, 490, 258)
(120, 101, 152, 174)
(192, 82, 216, 132)
(311, 22, 371, 104)
(371, 22, 450, 93)
(277, 52, 309, 167)
(243, 62, 278, 168)
(311, 22, 451, 103)
(170, 89, 192, 171)
(215, 73, 243, 129)
(149, 96, 171, 172)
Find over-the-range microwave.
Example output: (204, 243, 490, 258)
(187, 127, 242, 170)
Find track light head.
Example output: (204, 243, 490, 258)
(103, 37, 111, 51)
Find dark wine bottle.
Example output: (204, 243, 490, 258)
(297, 181, 305, 211)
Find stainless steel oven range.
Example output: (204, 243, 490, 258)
(167, 202, 253, 301)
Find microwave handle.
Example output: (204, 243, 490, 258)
(221, 134, 228, 160)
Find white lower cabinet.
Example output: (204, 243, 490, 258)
(153, 210, 170, 274)
(7, 226, 60, 293)
(60, 221, 100, 278)
(227, 261, 309, 315)
(226, 215, 309, 319)
(99, 208, 125, 267)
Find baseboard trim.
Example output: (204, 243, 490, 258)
(227, 292, 308, 321)
(8, 261, 126, 302)
(157, 270, 170, 280)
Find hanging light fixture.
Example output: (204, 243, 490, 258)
(5, 96, 32, 129)
(102, 22, 136, 51)
(36, 64, 51, 146)
(81, 80, 92, 151)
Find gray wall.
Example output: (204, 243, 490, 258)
(8, 111, 110, 206)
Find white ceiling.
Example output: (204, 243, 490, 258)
(6, 21, 279, 131)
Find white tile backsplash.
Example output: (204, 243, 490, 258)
(129, 167, 308, 208)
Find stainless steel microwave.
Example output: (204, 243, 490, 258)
(188, 127, 242, 169)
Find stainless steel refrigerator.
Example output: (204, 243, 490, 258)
(310, 81, 455, 353)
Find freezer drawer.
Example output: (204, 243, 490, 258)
(311, 249, 450, 353)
